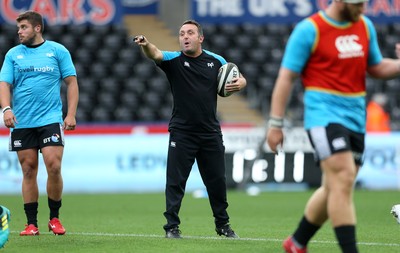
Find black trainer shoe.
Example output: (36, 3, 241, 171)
(165, 227, 182, 239)
(215, 224, 239, 238)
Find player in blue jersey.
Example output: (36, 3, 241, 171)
(266, 1, 400, 252)
(0, 11, 79, 236)
(134, 20, 246, 239)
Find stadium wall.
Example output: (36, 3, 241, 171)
(0, 124, 399, 194)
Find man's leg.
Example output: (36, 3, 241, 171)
(42, 146, 66, 235)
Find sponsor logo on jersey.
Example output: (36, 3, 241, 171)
(335, 35, 364, 59)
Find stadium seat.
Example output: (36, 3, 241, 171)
(90, 62, 110, 79)
(224, 48, 245, 64)
(97, 48, 118, 65)
(91, 106, 113, 122)
(97, 92, 117, 109)
(134, 62, 156, 79)
(103, 34, 126, 51)
(118, 48, 140, 65)
(136, 106, 158, 121)
(111, 62, 133, 81)
(80, 33, 102, 53)
(98, 77, 121, 95)
(74, 48, 93, 65)
(114, 105, 136, 122)
(123, 77, 147, 95)
(235, 35, 254, 50)
(120, 92, 141, 108)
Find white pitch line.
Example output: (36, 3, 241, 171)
(11, 231, 400, 247)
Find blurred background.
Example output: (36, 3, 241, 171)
(0, 0, 399, 194)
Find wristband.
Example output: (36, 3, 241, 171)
(268, 117, 284, 129)
(2, 106, 11, 114)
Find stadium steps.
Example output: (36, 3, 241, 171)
(123, 15, 265, 126)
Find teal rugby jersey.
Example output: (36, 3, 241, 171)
(0, 40, 76, 128)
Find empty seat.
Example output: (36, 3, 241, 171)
(248, 48, 269, 64)
(134, 62, 155, 79)
(59, 34, 78, 52)
(98, 77, 121, 95)
(235, 35, 254, 50)
(120, 92, 141, 108)
(78, 93, 96, 111)
(147, 76, 168, 93)
(158, 106, 172, 121)
(90, 25, 111, 36)
(74, 48, 93, 65)
(136, 106, 158, 121)
(96, 48, 117, 65)
(90, 62, 109, 79)
(111, 62, 133, 81)
(219, 23, 241, 36)
(114, 105, 135, 122)
(118, 48, 140, 65)
(123, 77, 146, 95)
(97, 92, 117, 108)
(211, 34, 230, 51)
(80, 34, 102, 52)
(225, 48, 245, 63)
(142, 91, 163, 109)
(103, 34, 126, 51)
(240, 23, 264, 36)
(91, 106, 113, 122)
(262, 62, 281, 76)
(78, 77, 97, 94)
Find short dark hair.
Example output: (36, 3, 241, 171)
(16, 10, 44, 33)
(181, 20, 203, 36)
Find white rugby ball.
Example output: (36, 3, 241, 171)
(217, 62, 239, 97)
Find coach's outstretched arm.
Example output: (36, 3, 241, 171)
(134, 35, 163, 63)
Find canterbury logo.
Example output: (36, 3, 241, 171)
(335, 35, 364, 59)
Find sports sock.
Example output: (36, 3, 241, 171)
(24, 202, 38, 227)
(292, 216, 321, 247)
(335, 225, 358, 253)
(48, 198, 62, 220)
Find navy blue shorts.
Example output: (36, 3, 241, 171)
(9, 123, 65, 151)
(307, 123, 364, 165)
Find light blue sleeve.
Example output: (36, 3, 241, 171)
(203, 49, 227, 65)
(0, 50, 16, 85)
(161, 51, 181, 61)
(281, 19, 316, 73)
(56, 44, 76, 78)
(364, 17, 383, 66)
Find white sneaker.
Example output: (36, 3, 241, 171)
(390, 204, 400, 224)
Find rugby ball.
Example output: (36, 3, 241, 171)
(217, 62, 239, 97)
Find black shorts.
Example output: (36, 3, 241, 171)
(307, 123, 364, 165)
(9, 123, 65, 151)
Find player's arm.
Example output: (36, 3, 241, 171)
(63, 75, 78, 130)
(367, 56, 400, 79)
(133, 35, 163, 63)
(364, 17, 400, 79)
(0, 81, 17, 128)
(267, 68, 299, 153)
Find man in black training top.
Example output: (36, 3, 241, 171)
(134, 19, 247, 239)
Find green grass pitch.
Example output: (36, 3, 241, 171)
(1, 190, 399, 253)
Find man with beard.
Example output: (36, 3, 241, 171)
(0, 10, 79, 236)
(266, 0, 400, 252)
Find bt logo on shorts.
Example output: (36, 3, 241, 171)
(43, 133, 60, 144)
